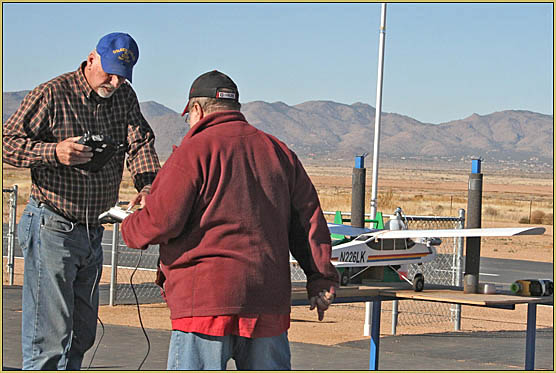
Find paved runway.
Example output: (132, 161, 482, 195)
(2, 285, 553, 370)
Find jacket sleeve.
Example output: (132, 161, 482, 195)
(288, 155, 339, 299)
(124, 88, 161, 193)
(120, 151, 197, 250)
(2, 87, 59, 168)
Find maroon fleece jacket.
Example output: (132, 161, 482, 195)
(121, 111, 339, 319)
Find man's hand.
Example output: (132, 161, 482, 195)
(309, 287, 336, 321)
(56, 136, 93, 166)
(127, 191, 148, 210)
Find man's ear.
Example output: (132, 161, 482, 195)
(86, 51, 97, 68)
(192, 103, 204, 119)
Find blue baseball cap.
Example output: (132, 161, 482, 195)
(96, 32, 139, 83)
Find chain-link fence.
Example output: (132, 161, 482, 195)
(2, 185, 18, 285)
(398, 212, 465, 329)
(106, 223, 162, 305)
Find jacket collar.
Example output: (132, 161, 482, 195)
(187, 111, 247, 138)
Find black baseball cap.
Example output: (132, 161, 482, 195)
(181, 70, 239, 116)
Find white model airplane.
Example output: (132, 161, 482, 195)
(320, 208, 546, 291)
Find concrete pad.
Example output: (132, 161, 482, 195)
(2, 285, 553, 370)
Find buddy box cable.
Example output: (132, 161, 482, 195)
(86, 250, 150, 370)
(129, 250, 151, 370)
(69, 132, 148, 369)
(83, 182, 105, 370)
(85, 198, 151, 370)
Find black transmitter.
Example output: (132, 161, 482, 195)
(74, 132, 125, 172)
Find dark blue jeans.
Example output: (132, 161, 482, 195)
(18, 198, 104, 370)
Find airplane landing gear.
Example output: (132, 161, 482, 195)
(339, 267, 373, 286)
(340, 271, 350, 286)
(413, 273, 425, 292)
(389, 265, 426, 292)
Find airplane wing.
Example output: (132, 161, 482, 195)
(373, 227, 546, 239)
(327, 223, 373, 237)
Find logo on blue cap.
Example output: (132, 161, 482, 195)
(96, 32, 139, 83)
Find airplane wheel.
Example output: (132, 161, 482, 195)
(413, 273, 425, 292)
(341, 271, 350, 286)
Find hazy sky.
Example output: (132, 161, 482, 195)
(2, 3, 553, 124)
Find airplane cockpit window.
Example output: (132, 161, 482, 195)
(366, 240, 381, 250)
(366, 238, 416, 250)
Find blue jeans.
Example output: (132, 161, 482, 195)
(167, 331, 291, 370)
(18, 198, 104, 370)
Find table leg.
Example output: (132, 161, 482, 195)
(369, 300, 382, 370)
(525, 302, 537, 370)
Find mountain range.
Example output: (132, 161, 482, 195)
(3, 90, 553, 165)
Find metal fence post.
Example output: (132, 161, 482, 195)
(6, 185, 18, 285)
(453, 208, 465, 331)
(109, 222, 120, 306)
(391, 300, 398, 335)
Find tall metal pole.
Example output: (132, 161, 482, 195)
(369, 3, 387, 221)
(365, 3, 387, 337)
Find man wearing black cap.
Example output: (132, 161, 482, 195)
(3, 32, 160, 370)
(121, 70, 339, 370)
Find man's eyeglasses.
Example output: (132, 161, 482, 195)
(183, 112, 190, 124)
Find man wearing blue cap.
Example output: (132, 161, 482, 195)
(3, 32, 161, 370)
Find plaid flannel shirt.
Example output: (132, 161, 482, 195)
(3, 62, 161, 225)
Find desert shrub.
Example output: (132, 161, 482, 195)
(432, 205, 444, 215)
(530, 210, 546, 224)
(541, 213, 553, 225)
(518, 216, 530, 224)
(378, 189, 395, 211)
(484, 207, 498, 216)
